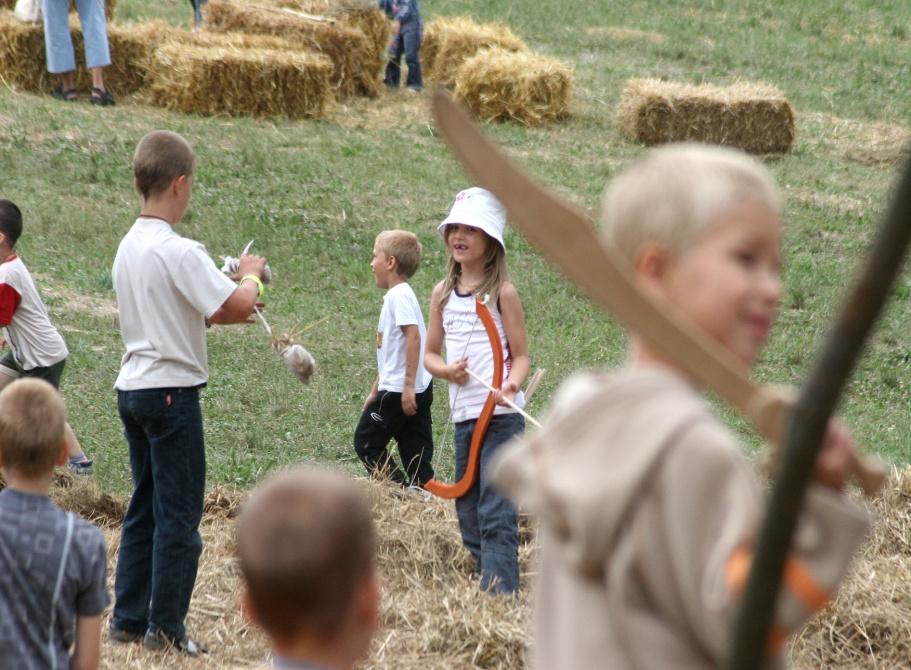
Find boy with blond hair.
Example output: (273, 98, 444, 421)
(237, 466, 379, 670)
(109, 130, 268, 655)
(0, 378, 108, 669)
(354, 229, 434, 487)
(493, 144, 870, 668)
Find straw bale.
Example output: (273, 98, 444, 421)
(422, 16, 528, 88)
(147, 44, 334, 119)
(271, 0, 391, 60)
(454, 47, 572, 126)
(0, 12, 154, 95)
(205, 1, 382, 98)
(617, 78, 796, 154)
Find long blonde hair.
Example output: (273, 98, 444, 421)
(439, 227, 509, 308)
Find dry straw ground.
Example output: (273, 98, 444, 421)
(1, 467, 907, 668)
(617, 78, 797, 154)
(453, 47, 572, 126)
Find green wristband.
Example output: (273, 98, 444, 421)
(241, 274, 265, 297)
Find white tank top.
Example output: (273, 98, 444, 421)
(442, 288, 516, 422)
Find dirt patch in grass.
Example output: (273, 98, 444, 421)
(803, 112, 910, 168)
(34, 273, 119, 319)
(584, 25, 666, 45)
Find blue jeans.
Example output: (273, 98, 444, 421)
(385, 22, 423, 90)
(454, 412, 524, 594)
(112, 387, 205, 641)
(42, 0, 111, 74)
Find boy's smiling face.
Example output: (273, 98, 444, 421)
(652, 199, 782, 365)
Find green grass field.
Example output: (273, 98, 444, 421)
(1, 0, 909, 496)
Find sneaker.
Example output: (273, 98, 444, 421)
(67, 459, 94, 475)
(143, 629, 208, 656)
(402, 484, 432, 502)
(109, 626, 144, 644)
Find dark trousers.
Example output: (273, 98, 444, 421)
(354, 385, 434, 485)
(112, 387, 205, 641)
(385, 23, 423, 90)
(454, 412, 524, 594)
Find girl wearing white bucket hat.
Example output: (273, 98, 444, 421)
(424, 187, 530, 594)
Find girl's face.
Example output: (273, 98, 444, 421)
(445, 223, 490, 267)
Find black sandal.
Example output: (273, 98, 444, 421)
(51, 85, 77, 102)
(90, 87, 116, 107)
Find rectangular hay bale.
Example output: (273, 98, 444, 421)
(453, 47, 572, 126)
(205, 1, 381, 98)
(0, 11, 153, 95)
(422, 16, 527, 88)
(148, 44, 334, 119)
(269, 0, 391, 61)
(617, 78, 796, 154)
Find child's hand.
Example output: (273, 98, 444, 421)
(401, 388, 417, 416)
(362, 390, 377, 410)
(495, 380, 519, 407)
(235, 253, 267, 281)
(813, 418, 855, 492)
(448, 358, 469, 385)
(0, 336, 5, 348)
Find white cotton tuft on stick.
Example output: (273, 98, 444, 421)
(280, 343, 316, 384)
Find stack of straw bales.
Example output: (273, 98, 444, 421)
(270, 0, 391, 61)
(422, 16, 527, 87)
(149, 44, 334, 118)
(454, 47, 572, 126)
(617, 78, 796, 154)
(205, 0, 382, 98)
(0, 11, 152, 94)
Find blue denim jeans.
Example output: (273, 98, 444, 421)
(112, 387, 205, 641)
(454, 412, 524, 594)
(384, 22, 423, 90)
(42, 0, 111, 73)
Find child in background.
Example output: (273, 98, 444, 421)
(492, 144, 870, 668)
(0, 378, 108, 669)
(237, 466, 379, 670)
(354, 230, 434, 487)
(424, 187, 529, 594)
(378, 0, 424, 92)
(109, 130, 267, 655)
(0, 199, 93, 474)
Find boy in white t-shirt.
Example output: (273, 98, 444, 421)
(109, 130, 267, 656)
(354, 230, 434, 487)
(0, 199, 93, 474)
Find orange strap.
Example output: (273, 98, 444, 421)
(725, 546, 831, 654)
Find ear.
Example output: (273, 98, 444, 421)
(356, 574, 380, 628)
(238, 587, 262, 627)
(386, 255, 397, 271)
(634, 244, 671, 281)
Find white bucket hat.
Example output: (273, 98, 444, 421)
(438, 187, 507, 253)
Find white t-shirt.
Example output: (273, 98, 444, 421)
(376, 282, 431, 393)
(112, 217, 236, 390)
(442, 288, 517, 423)
(0, 255, 68, 369)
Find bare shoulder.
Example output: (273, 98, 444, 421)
(499, 281, 521, 302)
(430, 280, 448, 302)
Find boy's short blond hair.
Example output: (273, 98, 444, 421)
(376, 230, 422, 279)
(236, 466, 376, 642)
(133, 130, 196, 199)
(601, 143, 781, 264)
(0, 379, 66, 477)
